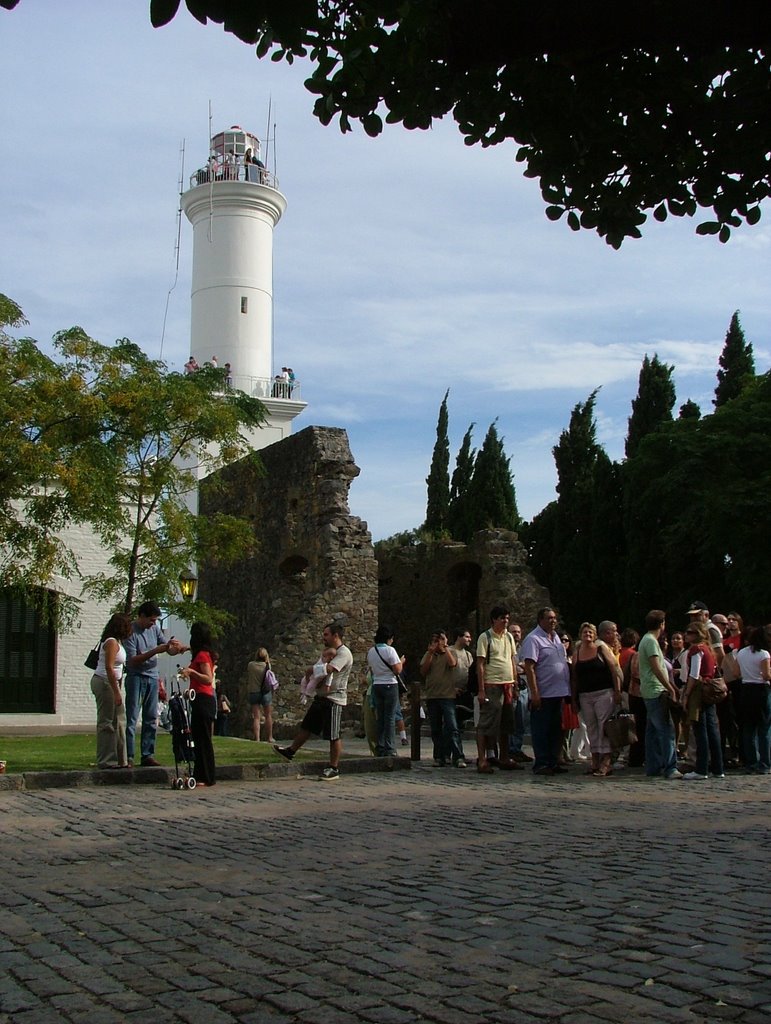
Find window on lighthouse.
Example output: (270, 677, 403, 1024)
(241, 297, 248, 314)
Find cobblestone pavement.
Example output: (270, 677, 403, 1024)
(1, 764, 769, 1024)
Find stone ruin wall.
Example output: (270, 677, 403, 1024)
(200, 427, 551, 737)
(199, 426, 379, 738)
(377, 530, 551, 681)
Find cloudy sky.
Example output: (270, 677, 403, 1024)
(2, 3, 770, 539)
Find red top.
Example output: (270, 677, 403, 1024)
(189, 650, 215, 697)
(687, 643, 717, 681)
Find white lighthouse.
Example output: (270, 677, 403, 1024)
(181, 124, 306, 447)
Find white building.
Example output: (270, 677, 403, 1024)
(0, 123, 306, 729)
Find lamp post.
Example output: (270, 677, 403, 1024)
(179, 569, 198, 601)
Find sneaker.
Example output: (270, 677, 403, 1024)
(512, 750, 534, 763)
(401, 737, 409, 746)
(273, 744, 295, 761)
(320, 766, 339, 781)
(454, 759, 468, 768)
(711, 773, 726, 779)
(140, 756, 161, 767)
(433, 758, 447, 767)
(666, 769, 684, 779)
(552, 765, 570, 774)
(683, 771, 708, 780)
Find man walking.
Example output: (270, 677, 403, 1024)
(639, 609, 682, 780)
(274, 621, 353, 780)
(124, 601, 186, 768)
(520, 608, 571, 775)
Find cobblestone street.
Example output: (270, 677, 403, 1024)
(1, 766, 769, 1024)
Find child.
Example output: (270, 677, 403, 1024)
(300, 647, 336, 704)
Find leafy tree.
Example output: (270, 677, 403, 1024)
(464, 421, 519, 539)
(714, 311, 755, 407)
(0, 301, 119, 609)
(625, 354, 676, 460)
(0, 299, 267, 627)
(76, 337, 266, 622)
(448, 422, 476, 542)
(139, 0, 771, 246)
(424, 389, 450, 537)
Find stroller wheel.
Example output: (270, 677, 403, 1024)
(187, 776, 197, 789)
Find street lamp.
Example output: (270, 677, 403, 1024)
(179, 569, 198, 601)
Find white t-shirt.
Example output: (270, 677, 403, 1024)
(367, 644, 400, 685)
(736, 646, 771, 685)
(94, 640, 126, 682)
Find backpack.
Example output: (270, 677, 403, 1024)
(262, 668, 279, 693)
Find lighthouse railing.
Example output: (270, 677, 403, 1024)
(189, 165, 279, 190)
(229, 375, 301, 401)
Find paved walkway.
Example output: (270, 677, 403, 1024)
(1, 763, 769, 1024)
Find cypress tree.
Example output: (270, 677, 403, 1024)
(625, 354, 676, 459)
(678, 399, 702, 420)
(424, 389, 450, 536)
(714, 311, 755, 407)
(466, 422, 519, 538)
(448, 422, 475, 541)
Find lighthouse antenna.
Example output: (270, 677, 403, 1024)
(207, 100, 215, 243)
(159, 138, 186, 360)
(265, 96, 272, 163)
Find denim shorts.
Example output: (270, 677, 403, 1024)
(249, 690, 272, 707)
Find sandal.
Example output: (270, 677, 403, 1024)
(477, 764, 495, 774)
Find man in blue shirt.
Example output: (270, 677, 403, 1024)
(124, 601, 186, 767)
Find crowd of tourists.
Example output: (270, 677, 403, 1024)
(364, 601, 770, 780)
(88, 598, 769, 785)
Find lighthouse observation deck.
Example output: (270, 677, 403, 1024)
(189, 163, 278, 190)
(187, 124, 279, 191)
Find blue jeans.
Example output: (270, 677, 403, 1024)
(372, 684, 399, 756)
(529, 696, 563, 771)
(125, 674, 159, 761)
(426, 698, 465, 764)
(643, 694, 677, 777)
(741, 684, 771, 772)
(509, 686, 529, 755)
(693, 702, 724, 776)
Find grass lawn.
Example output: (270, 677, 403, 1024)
(0, 732, 319, 774)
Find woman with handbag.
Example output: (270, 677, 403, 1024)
(246, 647, 275, 743)
(571, 622, 623, 776)
(90, 613, 132, 769)
(680, 620, 724, 780)
(366, 625, 405, 757)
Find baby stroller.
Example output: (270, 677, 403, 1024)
(169, 669, 197, 790)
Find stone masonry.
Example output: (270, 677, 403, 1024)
(377, 529, 550, 680)
(199, 426, 379, 737)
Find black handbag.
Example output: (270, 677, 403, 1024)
(84, 641, 101, 670)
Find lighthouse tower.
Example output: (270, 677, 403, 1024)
(181, 124, 306, 448)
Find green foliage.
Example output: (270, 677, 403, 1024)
(448, 423, 476, 543)
(714, 311, 755, 408)
(424, 389, 450, 536)
(374, 527, 435, 556)
(535, 391, 623, 628)
(625, 354, 676, 460)
(0, 297, 267, 627)
(678, 399, 702, 421)
(464, 421, 520, 540)
(143, 2, 771, 246)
